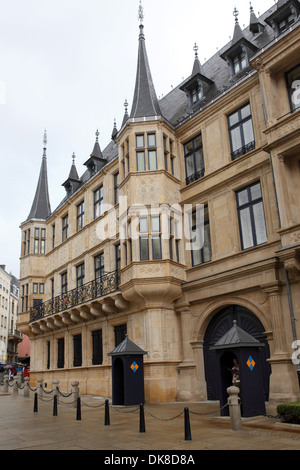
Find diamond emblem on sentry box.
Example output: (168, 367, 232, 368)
(247, 356, 256, 371)
(130, 361, 139, 373)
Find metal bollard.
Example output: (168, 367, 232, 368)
(104, 399, 110, 426)
(184, 407, 192, 441)
(76, 397, 81, 421)
(53, 394, 58, 416)
(34, 392, 38, 413)
(139, 403, 146, 433)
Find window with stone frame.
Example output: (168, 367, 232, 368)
(228, 103, 255, 160)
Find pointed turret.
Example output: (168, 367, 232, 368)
(111, 119, 118, 141)
(249, 3, 265, 33)
(27, 130, 51, 221)
(84, 130, 107, 177)
(179, 43, 213, 106)
(130, 2, 161, 119)
(220, 7, 258, 75)
(62, 152, 81, 197)
(122, 99, 130, 128)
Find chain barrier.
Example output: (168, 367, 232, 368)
(41, 386, 54, 395)
(144, 407, 184, 421)
(114, 406, 140, 414)
(57, 388, 72, 398)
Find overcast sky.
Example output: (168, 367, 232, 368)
(0, 0, 274, 278)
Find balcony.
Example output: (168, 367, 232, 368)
(231, 140, 255, 160)
(30, 270, 120, 323)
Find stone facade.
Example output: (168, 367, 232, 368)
(17, 3, 300, 408)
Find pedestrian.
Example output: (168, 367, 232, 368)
(231, 358, 240, 391)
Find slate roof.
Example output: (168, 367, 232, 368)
(210, 321, 264, 350)
(108, 335, 147, 357)
(30, 1, 300, 220)
(27, 153, 51, 221)
(130, 24, 161, 119)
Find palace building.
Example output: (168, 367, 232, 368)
(17, 1, 300, 410)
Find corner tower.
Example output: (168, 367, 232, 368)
(18, 131, 51, 336)
(117, 2, 186, 403)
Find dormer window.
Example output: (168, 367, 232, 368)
(191, 85, 203, 104)
(233, 51, 247, 74)
(278, 13, 295, 33)
(264, 0, 300, 38)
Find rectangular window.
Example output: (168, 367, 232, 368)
(39, 283, 44, 294)
(62, 215, 68, 242)
(76, 264, 85, 288)
(57, 338, 64, 369)
(40, 239, 46, 254)
(236, 182, 267, 250)
(92, 330, 103, 365)
(61, 272, 68, 294)
(94, 186, 103, 219)
(114, 324, 127, 347)
(115, 244, 121, 273)
(228, 103, 255, 160)
(73, 334, 82, 367)
(184, 134, 205, 185)
(136, 135, 144, 148)
(148, 150, 157, 171)
(151, 216, 161, 260)
(76, 201, 84, 231)
(34, 239, 39, 254)
(137, 151, 145, 171)
(95, 253, 105, 280)
(189, 205, 212, 266)
(114, 173, 119, 205)
(47, 341, 50, 370)
(286, 64, 300, 112)
(52, 225, 55, 249)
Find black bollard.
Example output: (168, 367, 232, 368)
(76, 397, 81, 421)
(184, 407, 192, 441)
(33, 392, 38, 413)
(53, 394, 58, 416)
(104, 399, 110, 426)
(139, 403, 146, 433)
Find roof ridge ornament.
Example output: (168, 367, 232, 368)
(193, 43, 199, 59)
(138, 0, 144, 25)
(43, 129, 47, 159)
(233, 6, 239, 23)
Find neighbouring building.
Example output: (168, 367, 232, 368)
(0, 266, 21, 363)
(17, 1, 300, 410)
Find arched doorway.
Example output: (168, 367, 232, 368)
(203, 305, 271, 402)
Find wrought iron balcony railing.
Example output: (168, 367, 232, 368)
(29, 270, 120, 323)
(231, 140, 255, 160)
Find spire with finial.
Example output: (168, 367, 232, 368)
(192, 42, 202, 76)
(43, 129, 47, 159)
(130, 1, 161, 119)
(122, 99, 129, 127)
(249, 2, 264, 33)
(26, 130, 51, 221)
(111, 118, 118, 141)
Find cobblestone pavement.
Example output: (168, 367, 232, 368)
(0, 393, 299, 453)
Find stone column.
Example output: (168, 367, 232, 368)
(13, 376, 18, 396)
(175, 299, 197, 401)
(227, 386, 242, 431)
(71, 381, 80, 409)
(52, 379, 60, 403)
(24, 377, 30, 398)
(37, 378, 43, 398)
(264, 283, 300, 404)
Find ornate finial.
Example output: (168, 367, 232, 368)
(250, 2, 254, 12)
(138, 0, 144, 24)
(124, 99, 128, 113)
(72, 152, 76, 165)
(43, 129, 47, 147)
(233, 6, 239, 23)
(193, 43, 199, 59)
(95, 129, 99, 142)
